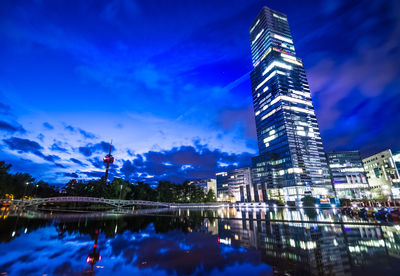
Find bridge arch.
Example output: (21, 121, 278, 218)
(16, 196, 170, 208)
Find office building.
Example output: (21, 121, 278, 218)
(216, 168, 253, 202)
(189, 179, 217, 196)
(249, 7, 332, 202)
(363, 149, 400, 198)
(326, 151, 369, 199)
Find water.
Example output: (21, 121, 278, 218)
(1, 207, 400, 275)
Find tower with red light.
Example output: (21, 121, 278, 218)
(103, 142, 114, 184)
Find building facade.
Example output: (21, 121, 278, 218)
(216, 168, 253, 202)
(189, 179, 217, 197)
(326, 151, 369, 199)
(249, 7, 332, 202)
(363, 149, 400, 198)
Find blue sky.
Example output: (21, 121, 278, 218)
(0, 0, 399, 184)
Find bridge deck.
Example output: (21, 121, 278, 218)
(2, 197, 228, 208)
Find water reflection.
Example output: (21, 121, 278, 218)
(0, 208, 399, 275)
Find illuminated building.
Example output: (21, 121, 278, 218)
(362, 149, 400, 198)
(189, 179, 217, 196)
(326, 151, 370, 199)
(249, 7, 332, 202)
(216, 168, 253, 202)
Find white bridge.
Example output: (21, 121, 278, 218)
(3, 197, 228, 209)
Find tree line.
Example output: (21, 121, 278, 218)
(0, 161, 216, 202)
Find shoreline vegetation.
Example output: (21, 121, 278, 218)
(0, 161, 216, 203)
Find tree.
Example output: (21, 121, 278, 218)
(110, 178, 131, 199)
(205, 189, 216, 202)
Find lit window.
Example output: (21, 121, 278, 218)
(255, 71, 276, 90)
(273, 33, 293, 44)
(252, 29, 264, 45)
(283, 106, 315, 115)
(273, 13, 287, 21)
(262, 61, 292, 76)
(250, 19, 260, 33)
(261, 107, 279, 121)
(290, 89, 311, 98)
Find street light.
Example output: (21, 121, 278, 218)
(23, 182, 29, 200)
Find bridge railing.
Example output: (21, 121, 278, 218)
(2, 196, 226, 208)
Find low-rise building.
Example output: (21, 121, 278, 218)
(363, 149, 400, 198)
(189, 179, 217, 196)
(216, 168, 253, 202)
(326, 151, 369, 199)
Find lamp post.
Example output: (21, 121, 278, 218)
(118, 184, 123, 210)
(23, 182, 29, 200)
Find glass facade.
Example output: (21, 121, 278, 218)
(326, 151, 370, 199)
(216, 168, 253, 202)
(249, 7, 332, 201)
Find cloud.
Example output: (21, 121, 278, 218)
(64, 125, 97, 139)
(69, 158, 86, 166)
(0, 121, 26, 133)
(306, 0, 400, 154)
(79, 141, 115, 157)
(50, 142, 69, 153)
(120, 143, 252, 183)
(3, 137, 43, 153)
(62, 172, 79, 178)
(42, 122, 54, 130)
(3, 137, 62, 164)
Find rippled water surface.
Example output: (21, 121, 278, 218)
(1, 208, 400, 275)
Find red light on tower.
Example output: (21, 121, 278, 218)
(103, 141, 114, 184)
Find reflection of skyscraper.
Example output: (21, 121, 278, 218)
(217, 209, 400, 275)
(249, 7, 332, 201)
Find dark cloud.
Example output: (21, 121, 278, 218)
(50, 142, 69, 153)
(120, 143, 252, 183)
(0, 121, 26, 133)
(63, 172, 79, 178)
(79, 141, 115, 157)
(3, 137, 43, 153)
(88, 158, 104, 169)
(37, 133, 45, 141)
(43, 155, 61, 162)
(69, 158, 86, 166)
(3, 137, 62, 164)
(42, 122, 54, 130)
(64, 125, 97, 139)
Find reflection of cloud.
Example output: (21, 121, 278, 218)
(109, 226, 270, 275)
(0, 222, 272, 276)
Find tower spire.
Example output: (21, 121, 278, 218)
(103, 140, 114, 184)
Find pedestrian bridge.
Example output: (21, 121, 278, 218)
(3, 196, 228, 209)
(9, 196, 170, 208)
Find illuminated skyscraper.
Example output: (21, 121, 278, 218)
(249, 7, 332, 201)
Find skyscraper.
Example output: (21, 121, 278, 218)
(249, 7, 332, 201)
